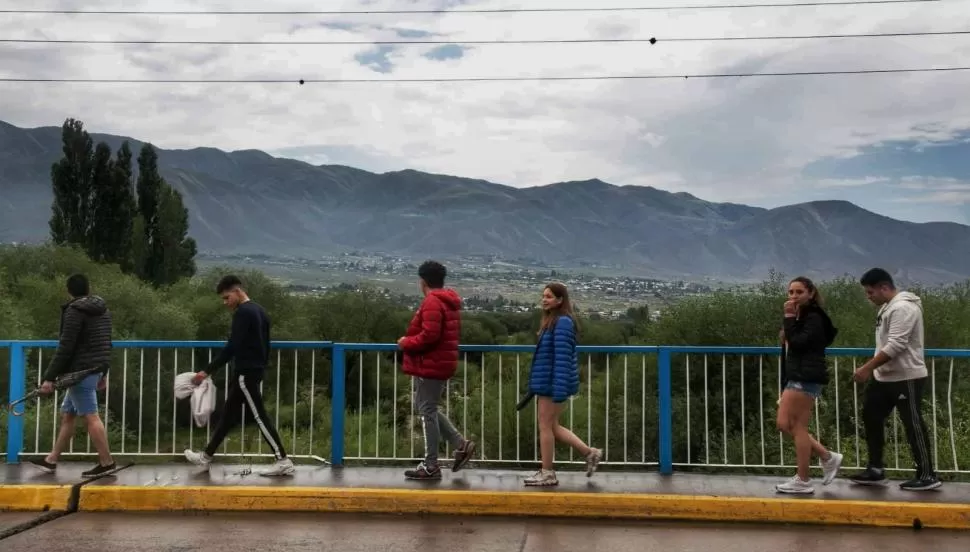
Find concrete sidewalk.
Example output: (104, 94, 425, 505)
(2, 462, 969, 529)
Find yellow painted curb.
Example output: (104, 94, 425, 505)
(78, 486, 970, 529)
(0, 484, 72, 512)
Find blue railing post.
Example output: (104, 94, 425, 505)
(6, 342, 26, 464)
(330, 344, 346, 466)
(657, 346, 673, 475)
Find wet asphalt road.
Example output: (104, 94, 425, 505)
(2, 512, 970, 552)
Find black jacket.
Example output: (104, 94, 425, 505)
(781, 304, 838, 386)
(44, 295, 113, 382)
(206, 301, 271, 378)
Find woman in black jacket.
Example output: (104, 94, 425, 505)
(775, 276, 843, 494)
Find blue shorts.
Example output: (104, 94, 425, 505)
(785, 380, 824, 399)
(60, 373, 101, 416)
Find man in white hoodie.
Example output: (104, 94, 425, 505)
(851, 268, 941, 491)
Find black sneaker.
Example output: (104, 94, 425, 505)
(900, 476, 942, 491)
(81, 462, 117, 478)
(452, 440, 476, 472)
(849, 467, 888, 486)
(29, 458, 57, 474)
(404, 462, 442, 480)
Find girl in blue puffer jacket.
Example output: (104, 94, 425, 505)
(523, 282, 603, 486)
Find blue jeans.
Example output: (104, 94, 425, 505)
(786, 380, 824, 399)
(60, 373, 101, 416)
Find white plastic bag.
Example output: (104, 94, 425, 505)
(175, 372, 216, 428)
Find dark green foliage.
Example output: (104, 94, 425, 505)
(47, 118, 195, 286)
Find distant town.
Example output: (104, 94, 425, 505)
(198, 251, 730, 320)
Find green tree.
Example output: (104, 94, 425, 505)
(48, 119, 138, 271)
(49, 118, 94, 247)
(86, 142, 116, 260)
(135, 143, 162, 283)
(133, 143, 195, 286)
(98, 141, 137, 271)
(154, 183, 197, 285)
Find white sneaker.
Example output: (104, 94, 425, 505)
(184, 449, 212, 469)
(585, 448, 603, 477)
(259, 457, 295, 477)
(775, 475, 814, 494)
(821, 451, 843, 485)
(524, 469, 558, 486)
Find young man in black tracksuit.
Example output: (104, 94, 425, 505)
(851, 268, 941, 491)
(184, 275, 294, 476)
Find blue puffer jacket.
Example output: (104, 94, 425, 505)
(527, 315, 579, 403)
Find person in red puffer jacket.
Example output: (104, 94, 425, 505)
(397, 260, 476, 480)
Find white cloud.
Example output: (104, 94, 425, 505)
(815, 176, 889, 188)
(2, 0, 970, 218)
(895, 176, 970, 191)
(889, 190, 970, 204)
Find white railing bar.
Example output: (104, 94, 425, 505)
(293, 351, 299, 456)
(685, 355, 691, 465)
(138, 348, 144, 454)
(275, 350, 282, 444)
(190, 353, 195, 449)
(516, 353, 522, 462)
(948, 358, 958, 471)
(623, 355, 628, 463)
(758, 355, 765, 465)
(34, 349, 42, 453)
(740, 355, 746, 466)
(721, 354, 727, 464)
(498, 354, 503, 461)
(409, 369, 415, 460)
(704, 354, 710, 465)
(814, 379, 821, 443)
(221, 351, 228, 455)
(480, 351, 485, 463)
(375, 353, 381, 458)
(852, 358, 860, 465)
(834, 358, 841, 454)
(390, 353, 396, 458)
(586, 355, 592, 455)
(122, 350, 128, 454)
(641, 355, 646, 463)
(930, 358, 940, 466)
(154, 349, 161, 454)
(357, 353, 363, 457)
(461, 352, 467, 456)
(893, 399, 900, 470)
(171, 351, 178, 454)
(776, 355, 783, 465)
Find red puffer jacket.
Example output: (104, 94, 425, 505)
(400, 288, 462, 380)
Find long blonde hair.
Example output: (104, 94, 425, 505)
(539, 282, 579, 335)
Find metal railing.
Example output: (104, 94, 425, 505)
(2, 341, 967, 478)
(0, 340, 334, 466)
(666, 347, 967, 477)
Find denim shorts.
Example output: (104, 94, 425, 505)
(785, 380, 824, 399)
(60, 373, 101, 416)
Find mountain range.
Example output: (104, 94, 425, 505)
(1, 118, 968, 284)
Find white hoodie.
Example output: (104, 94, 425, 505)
(873, 291, 927, 382)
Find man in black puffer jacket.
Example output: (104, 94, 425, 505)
(29, 274, 116, 478)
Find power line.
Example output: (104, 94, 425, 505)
(0, 0, 942, 15)
(1, 66, 968, 84)
(3, 30, 968, 45)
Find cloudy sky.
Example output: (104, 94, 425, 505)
(2, 0, 969, 224)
